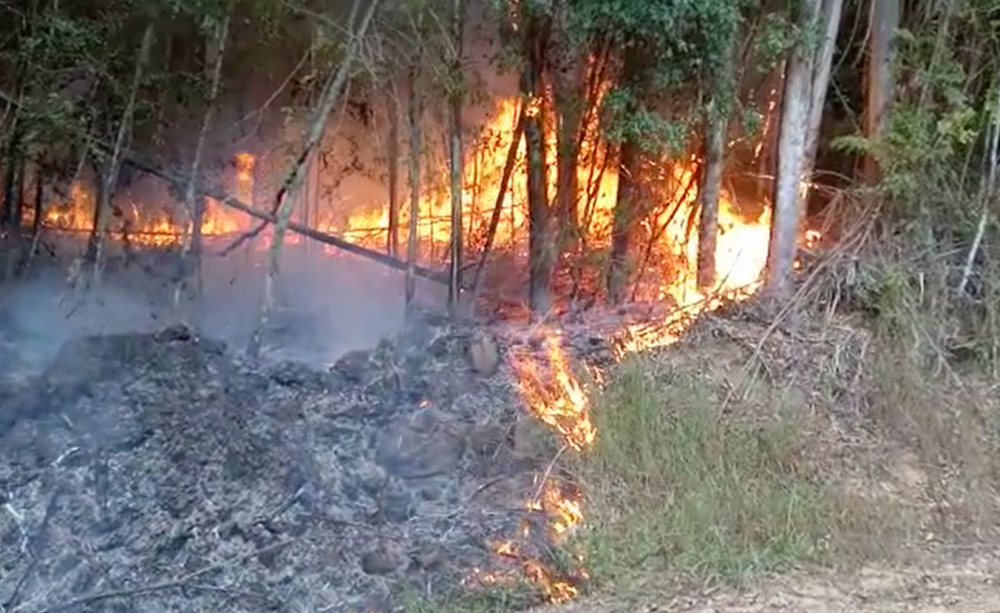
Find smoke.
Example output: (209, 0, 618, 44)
(0, 240, 442, 378)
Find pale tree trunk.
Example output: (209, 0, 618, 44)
(802, 0, 845, 187)
(862, 0, 899, 182)
(696, 114, 725, 291)
(405, 64, 423, 307)
(447, 0, 465, 316)
(247, 0, 379, 358)
(91, 22, 156, 288)
(173, 11, 230, 319)
(764, 0, 821, 300)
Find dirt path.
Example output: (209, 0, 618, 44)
(530, 554, 1000, 612)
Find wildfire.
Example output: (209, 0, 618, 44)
(25, 94, 784, 604)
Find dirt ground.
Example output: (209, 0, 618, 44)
(528, 551, 1000, 613)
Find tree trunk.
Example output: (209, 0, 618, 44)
(1, 154, 21, 231)
(607, 139, 639, 304)
(91, 21, 156, 287)
(523, 60, 551, 314)
(696, 35, 738, 292)
(1, 109, 22, 231)
(606, 48, 646, 305)
(387, 88, 401, 256)
(447, 0, 465, 316)
(764, 0, 821, 300)
(697, 116, 725, 291)
(247, 0, 379, 358)
(801, 0, 844, 192)
(405, 64, 423, 307)
(549, 0, 584, 248)
(862, 0, 899, 182)
(174, 11, 230, 318)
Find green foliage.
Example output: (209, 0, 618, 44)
(753, 11, 796, 70)
(568, 0, 753, 154)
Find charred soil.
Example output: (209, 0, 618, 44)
(0, 313, 570, 613)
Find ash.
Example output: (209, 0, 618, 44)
(0, 311, 554, 613)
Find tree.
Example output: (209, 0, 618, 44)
(247, 0, 381, 358)
(764, 0, 822, 300)
(696, 20, 740, 292)
(174, 7, 232, 317)
(518, 5, 554, 315)
(447, 0, 465, 315)
(862, 0, 899, 183)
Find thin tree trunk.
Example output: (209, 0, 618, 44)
(862, 0, 899, 182)
(607, 139, 639, 304)
(387, 86, 401, 256)
(1, 108, 22, 231)
(26, 165, 43, 268)
(696, 37, 738, 292)
(764, 0, 821, 300)
(91, 21, 156, 288)
(1, 155, 20, 231)
(248, 0, 379, 358)
(11, 159, 25, 231)
(523, 61, 551, 314)
(173, 11, 230, 318)
(607, 48, 645, 305)
(405, 64, 423, 307)
(697, 120, 724, 291)
(550, 0, 584, 249)
(447, 0, 465, 316)
(802, 0, 845, 187)
(471, 104, 526, 308)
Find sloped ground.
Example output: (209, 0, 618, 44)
(0, 313, 562, 613)
(519, 299, 1000, 613)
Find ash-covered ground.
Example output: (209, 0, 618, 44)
(0, 242, 561, 613)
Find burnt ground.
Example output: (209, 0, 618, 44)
(0, 311, 563, 613)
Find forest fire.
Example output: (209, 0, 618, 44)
(30, 93, 778, 604)
(33, 97, 772, 306)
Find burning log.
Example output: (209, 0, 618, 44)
(0, 93, 456, 292)
(126, 153, 453, 285)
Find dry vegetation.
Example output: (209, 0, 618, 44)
(402, 196, 1000, 612)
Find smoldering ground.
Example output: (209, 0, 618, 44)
(0, 243, 560, 613)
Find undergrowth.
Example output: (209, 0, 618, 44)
(570, 354, 836, 590)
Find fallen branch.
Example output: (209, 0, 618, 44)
(0, 90, 453, 288)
